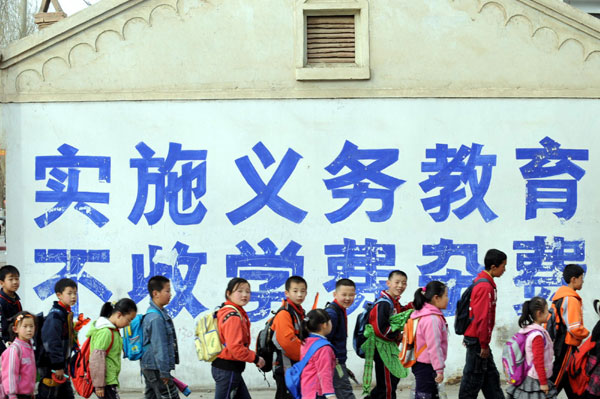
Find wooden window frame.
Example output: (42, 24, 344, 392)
(295, 0, 370, 81)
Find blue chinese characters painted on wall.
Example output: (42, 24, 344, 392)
(35, 144, 110, 228)
(226, 238, 303, 321)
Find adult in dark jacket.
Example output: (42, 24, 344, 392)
(38, 278, 78, 399)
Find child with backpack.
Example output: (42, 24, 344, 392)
(211, 278, 265, 399)
(272, 276, 307, 399)
(580, 299, 600, 399)
(325, 279, 356, 399)
(458, 249, 506, 399)
(38, 278, 78, 399)
(1, 311, 36, 399)
(549, 263, 589, 399)
(298, 309, 337, 399)
(0, 265, 23, 355)
(506, 296, 557, 399)
(368, 270, 413, 399)
(87, 298, 137, 399)
(409, 281, 448, 399)
(141, 276, 180, 399)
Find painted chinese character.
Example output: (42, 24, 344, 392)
(34, 249, 112, 314)
(513, 236, 585, 312)
(324, 141, 404, 223)
(226, 238, 303, 321)
(516, 137, 589, 220)
(35, 144, 110, 228)
(419, 143, 497, 222)
(417, 238, 482, 316)
(129, 241, 207, 318)
(129, 142, 207, 226)
(226, 142, 307, 225)
(323, 238, 395, 313)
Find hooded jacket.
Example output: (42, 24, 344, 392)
(464, 271, 496, 350)
(552, 285, 589, 346)
(87, 317, 121, 388)
(411, 302, 448, 373)
(212, 301, 258, 372)
(1, 337, 36, 398)
(521, 323, 553, 383)
(300, 334, 336, 399)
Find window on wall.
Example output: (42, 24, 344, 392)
(306, 16, 356, 64)
(295, 0, 369, 80)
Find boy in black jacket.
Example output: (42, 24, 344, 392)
(0, 265, 22, 354)
(37, 278, 78, 399)
(325, 278, 357, 399)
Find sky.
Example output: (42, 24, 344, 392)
(50, 0, 102, 16)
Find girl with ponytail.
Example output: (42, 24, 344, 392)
(87, 298, 137, 399)
(506, 296, 557, 399)
(410, 281, 448, 399)
(299, 309, 337, 399)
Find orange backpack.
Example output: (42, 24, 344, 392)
(399, 317, 426, 368)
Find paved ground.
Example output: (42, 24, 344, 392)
(101, 385, 570, 398)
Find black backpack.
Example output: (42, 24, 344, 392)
(255, 307, 294, 372)
(454, 278, 490, 335)
(33, 312, 46, 365)
(546, 297, 566, 356)
(353, 296, 393, 358)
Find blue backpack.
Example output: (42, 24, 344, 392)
(285, 337, 333, 399)
(353, 296, 393, 358)
(123, 308, 161, 360)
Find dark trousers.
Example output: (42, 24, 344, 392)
(274, 367, 293, 399)
(37, 369, 75, 399)
(412, 362, 439, 399)
(142, 369, 180, 399)
(458, 338, 505, 399)
(370, 349, 400, 399)
(212, 366, 251, 399)
(552, 344, 577, 398)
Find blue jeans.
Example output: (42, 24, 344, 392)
(212, 366, 251, 399)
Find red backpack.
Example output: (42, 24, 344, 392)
(568, 338, 598, 395)
(71, 329, 115, 398)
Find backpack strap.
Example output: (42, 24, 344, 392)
(326, 302, 344, 333)
(294, 338, 332, 374)
(221, 305, 242, 324)
(107, 329, 115, 353)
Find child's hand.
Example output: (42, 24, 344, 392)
(96, 387, 105, 398)
(257, 356, 266, 369)
(55, 369, 65, 380)
(479, 347, 490, 358)
(435, 373, 444, 384)
(540, 384, 549, 394)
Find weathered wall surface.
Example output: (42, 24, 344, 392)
(2, 0, 600, 101)
(3, 98, 598, 387)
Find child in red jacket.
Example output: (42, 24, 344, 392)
(212, 278, 265, 399)
(458, 249, 506, 399)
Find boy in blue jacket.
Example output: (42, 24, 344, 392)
(38, 278, 78, 399)
(141, 275, 180, 399)
(325, 278, 357, 399)
(0, 265, 22, 354)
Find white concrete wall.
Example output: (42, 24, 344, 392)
(3, 98, 599, 388)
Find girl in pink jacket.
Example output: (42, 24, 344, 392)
(300, 309, 337, 399)
(410, 281, 448, 399)
(1, 311, 36, 399)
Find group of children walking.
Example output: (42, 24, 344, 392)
(0, 248, 597, 399)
